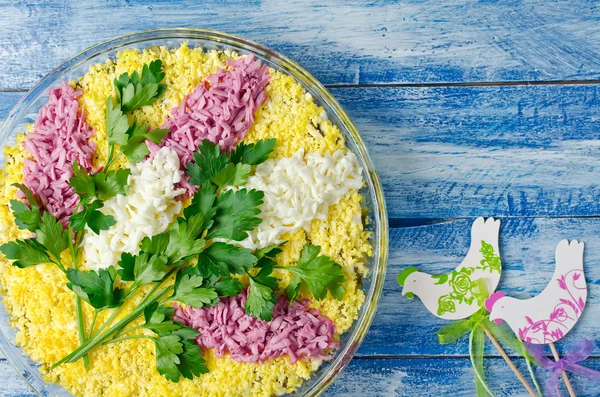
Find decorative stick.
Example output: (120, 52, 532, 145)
(483, 328, 537, 397)
(549, 342, 576, 397)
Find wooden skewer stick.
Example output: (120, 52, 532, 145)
(549, 342, 576, 397)
(483, 328, 537, 397)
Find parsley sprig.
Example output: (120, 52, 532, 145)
(0, 184, 92, 368)
(47, 139, 272, 381)
(1, 62, 349, 382)
(105, 59, 169, 170)
(244, 244, 346, 320)
(0, 60, 171, 370)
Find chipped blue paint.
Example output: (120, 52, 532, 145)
(2, 1, 600, 89)
(326, 357, 600, 396)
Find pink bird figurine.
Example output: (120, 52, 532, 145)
(485, 239, 586, 345)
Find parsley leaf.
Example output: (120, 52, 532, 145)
(164, 215, 206, 262)
(0, 239, 50, 268)
(210, 162, 251, 188)
(114, 60, 167, 113)
(140, 233, 170, 255)
(69, 200, 116, 234)
(185, 141, 229, 186)
(120, 121, 169, 164)
(68, 162, 124, 233)
(214, 277, 244, 297)
(284, 278, 301, 303)
(155, 334, 184, 382)
(170, 271, 218, 308)
(69, 161, 96, 198)
(230, 138, 276, 165)
(141, 60, 167, 86)
(182, 184, 217, 231)
(196, 242, 257, 277)
(117, 252, 169, 286)
(92, 168, 131, 200)
(177, 340, 209, 380)
(10, 199, 41, 232)
(149, 301, 206, 383)
(10, 185, 43, 232)
(105, 98, 129, 146)
(143, 303, 181, 336)
(207, 188, 263, 241)
(66, 267, 124, 310)
(253, 243, 284, 268)
(155, 333, 208, 383)
(36, 211, 69, 261)
(12, 183, 41, 209)
(170, 326, 202, 340)
(285, 245, 346, 301)
(246, 266, 278, 321)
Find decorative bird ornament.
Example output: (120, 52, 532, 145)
(399, 217, 501, 320)
(485, 239, 587, 397)
(486, 239, 586, 345)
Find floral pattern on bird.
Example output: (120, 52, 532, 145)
(518, 269, 586, 344)
(479, 241, 501, 273)
(433, 240, 500, 316)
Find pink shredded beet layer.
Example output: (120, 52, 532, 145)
(22, 82, 96, 226)
(174, 290, 339, 364)
(149, 54, 270, 193)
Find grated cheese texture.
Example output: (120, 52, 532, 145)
(82, 147, 185, 270)
(237, 149, 363, 250)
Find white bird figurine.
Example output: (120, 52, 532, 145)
(486, 239, 586, 344)
(399, 217, 502, 320)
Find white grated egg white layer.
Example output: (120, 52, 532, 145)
(236, 149, 363, 250)
(82, 147, 186, 270)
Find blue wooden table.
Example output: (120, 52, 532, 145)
(3, 1, 600, 396)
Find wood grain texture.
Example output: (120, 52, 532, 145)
(3, 84, 600, 219)
(360, 218, 600, 357)
(336, 84, 600, 219)
(3, 3, 600, 393)
(2, 0, 600, 89)
(0, 358, 37, 397)
(327, 357, 600, 397)
(2, 354, 600, 396)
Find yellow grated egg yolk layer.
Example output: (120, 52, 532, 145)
(0, 44, 371, 397)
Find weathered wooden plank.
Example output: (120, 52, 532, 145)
(338, 83, 600, 218)
(0, 358, 38, 397)
(4, 83, 600, 218)
(359, 217, 600, 357)
(327, 357, 600, 396)
(2, 0, 600, 89)
(2, 355, 600, 396)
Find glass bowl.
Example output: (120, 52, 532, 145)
(0, 29, 388, 397)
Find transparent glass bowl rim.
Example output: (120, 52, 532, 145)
(0, 28, 389, 397)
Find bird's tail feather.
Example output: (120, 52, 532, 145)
(555, 239, 585, 273)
